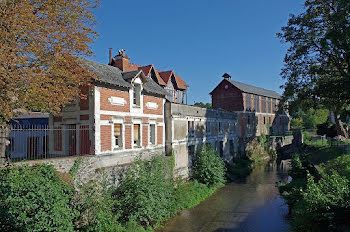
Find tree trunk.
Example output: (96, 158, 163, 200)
(0, 125, 10, 165)
(334, 112, 349, 139)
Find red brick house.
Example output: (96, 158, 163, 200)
(49, 58, 167, 156)
(210, 73, 289, 136)
(110, 50, 188, 104)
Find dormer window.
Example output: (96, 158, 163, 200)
(133, 83, 141, 106)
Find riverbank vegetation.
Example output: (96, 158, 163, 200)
(0, 140, 277, 231)
(279, 141, 350, 231)
(0, 144, 226, 232)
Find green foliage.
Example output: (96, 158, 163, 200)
(292, 172, 350, 232)
(192, 144, 226, 187)
(0, 164, 77, 232)
(320, 154, 350, 181)
(278, 0, 350, 136)
(174, 180, 216, 211)
(304, 139, 328, 148)
(303, 131, 311, 141)
(193, 102, 212, 108)
(281, 145, 350, 231)
(291, 117, 303, 129)
(292, 108, 329, 130)
(123, 221, 153, 232)
(71, 177, 122, 232)
(69, 157, 82, 178)
(115, 156, 176, 226)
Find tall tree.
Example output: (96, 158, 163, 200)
(0, 0, 99, 162)
(278, 0, 350, 138)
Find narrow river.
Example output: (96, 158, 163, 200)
(162, 160, 291, 232)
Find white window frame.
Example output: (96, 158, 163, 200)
(133, 123, 141, 148)
(112, 118, 124, 150)
(149, 123, 156, 146)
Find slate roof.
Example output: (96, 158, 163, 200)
(79, 59, 166, 96)
(143, 76, 168, 96)
(78, 58, 132, 88)
(227, 80, 281, 99)
(122, 70, 141, 81)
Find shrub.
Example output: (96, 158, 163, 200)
(291, 117, 304, 129)
(192, 144, 226, 187)
(303, 131, 312, 141)
(320, 154, 350, 180)
(114, 156, 176, 226)
(71, 179, 122, 232)
(292, 172, 350, 231)
(0, 164, 77, 232)
(289, 154, 308, 179)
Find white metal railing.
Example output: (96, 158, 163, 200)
(2, 124, 92, 162)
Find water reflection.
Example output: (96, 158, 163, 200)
(162, 160, 291, 232)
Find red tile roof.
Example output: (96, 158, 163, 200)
(158, 70, 173, 84)
(138, 65, 166, 86)
(138, 65, 152, 76)
(158, 70, 188, 90)
(174, 74, 189, 90)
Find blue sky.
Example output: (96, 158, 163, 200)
(90, 0, 305, 104)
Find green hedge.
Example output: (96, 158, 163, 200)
(0, 165, 76, 232)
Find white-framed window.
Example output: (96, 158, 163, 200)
(149, 124, 156, 145)
(133, 84, 141, 106)
(133, 124, 141, 147)
(114, 123, 123, 149)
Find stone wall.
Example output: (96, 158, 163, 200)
(15, 147, 164, 186)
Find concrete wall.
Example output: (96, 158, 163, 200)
(165, 102, 241, 178)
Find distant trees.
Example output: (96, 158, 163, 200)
(290, 108, 329, 130)
(0, 0, 99, 162)
(278, 0, 350, 138)
(193, 102, 212, 108)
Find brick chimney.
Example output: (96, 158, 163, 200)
(110, 49, 130, 71)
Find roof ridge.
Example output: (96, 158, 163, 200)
(231, 79, 279, 94)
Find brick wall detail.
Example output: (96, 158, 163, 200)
(100, 87, 129, 112)
(211, 80, 243, 112)
(142, 125, 148, 147)
(125, 116, 132, 123)
(100, 115, 112, 121)
(157, 126, 163, 145)
(125, 125, 132, 149)
(100, 125, 111, 152)
(143, 95, 163, 115)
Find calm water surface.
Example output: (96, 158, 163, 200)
(162, 160, 291, 232)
